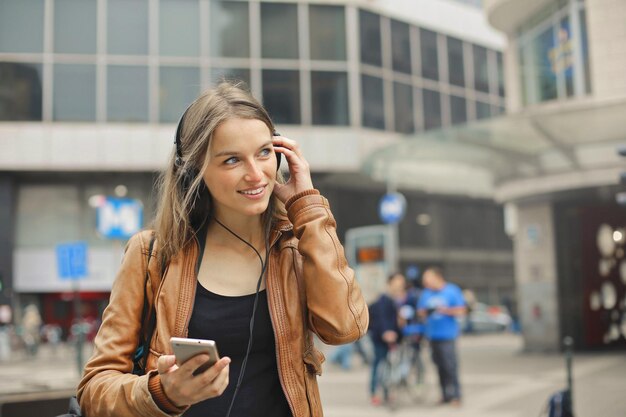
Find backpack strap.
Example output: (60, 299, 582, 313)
(132, 232, 157, 375)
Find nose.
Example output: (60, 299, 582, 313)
(244, 159, 263, 182)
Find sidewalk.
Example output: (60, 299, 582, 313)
(0, 334, 624, 417)
(319, 333, 626, 417)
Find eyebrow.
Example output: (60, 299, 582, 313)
(213, 141, 273, 158)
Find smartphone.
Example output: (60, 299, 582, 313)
(170, 337, 220, 376)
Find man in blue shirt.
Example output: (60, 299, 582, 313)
(418, 267, 466, 406)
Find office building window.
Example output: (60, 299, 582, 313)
(422, 88, 441, 130)
(361, 75, 384, 130)
(311, 71, 349, 126)
(473, 45, 490, 93)
(211, 68, 251, 89)
(262, 70, 300, 124)
(107, 65, 149, 122)
(393, 82, 414, 133)
(54, 0, 97, 54)
(476, 101, 491, 119)
(359, 10, 382, 67)
(420, 29, 439, 81)
(0, 0, 44, 53)
(107, 0, 149, 55)
(53, 64, 96, 121)
(160, 0, 199, 57)
(261, 2, 298, 59)
(447, 37, 465, 87)
(211, 0, 250, 58)
(450, 95, 467, 125)
(159, 66, 200, 123)
(496, 51, 505, 97)
(309, 5, 346, 61)
(0, 62, 42, 121)
(391, 19, 411, 74)
(518, 0, 589, 104)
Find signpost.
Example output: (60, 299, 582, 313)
(56, 242, 88, 376)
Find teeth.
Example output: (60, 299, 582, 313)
(240, 187, 264, 195)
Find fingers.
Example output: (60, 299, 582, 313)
(157, 355, 177, 374)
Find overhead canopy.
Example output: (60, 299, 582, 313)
(362, 98, 626, 201)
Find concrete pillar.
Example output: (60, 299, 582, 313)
(513, 201, 560, 352)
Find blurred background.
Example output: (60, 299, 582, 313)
(0, 0, 625, 416)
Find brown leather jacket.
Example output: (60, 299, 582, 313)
(77, 191, 369, 417)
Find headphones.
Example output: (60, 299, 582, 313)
(174, 108, 282, 191)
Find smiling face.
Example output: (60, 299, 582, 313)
(203, 117, 277, 222)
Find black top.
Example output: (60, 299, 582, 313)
(183, 282, 292, 417)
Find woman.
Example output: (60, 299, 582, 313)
(77, 82, 368, 417)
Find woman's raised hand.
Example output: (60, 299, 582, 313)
(272, 135, 314, 203)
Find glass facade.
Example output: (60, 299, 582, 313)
(518, 0, 590, 105)
(0, 1, 503, 130)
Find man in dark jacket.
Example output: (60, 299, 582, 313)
(367, 273, 407, 405)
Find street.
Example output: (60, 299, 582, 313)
(0, 333, 624, 417)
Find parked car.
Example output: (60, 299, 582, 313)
(459, 303, 512, 333)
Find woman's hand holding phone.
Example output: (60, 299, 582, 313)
(157, 352, 231, 407)
(272, 135, 314, 203)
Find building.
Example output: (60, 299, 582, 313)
(0, 0, 510, 335)
(367, 0, 626, 351)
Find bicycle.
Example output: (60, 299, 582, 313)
(376, 324, 426, 409)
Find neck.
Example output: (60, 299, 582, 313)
(208, 214, 266, 249)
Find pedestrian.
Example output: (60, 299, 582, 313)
(417, 267, 466, 406)
(21, 304, 42, 357)
(367, 272, 407, 405)
(77, 82, 369, 417)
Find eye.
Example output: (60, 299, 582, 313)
(259, 148, 272, 157)
(224, 156, 239, 165)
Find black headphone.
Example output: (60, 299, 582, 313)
(174, 109, 282, 192)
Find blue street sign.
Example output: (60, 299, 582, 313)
(97, 197, 143, 239)
(379, 192, 407, 224)
(56, 242, 88, 281)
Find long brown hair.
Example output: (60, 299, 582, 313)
(153, 81, 286, 264)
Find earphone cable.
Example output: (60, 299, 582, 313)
(214, 218, 269, 417)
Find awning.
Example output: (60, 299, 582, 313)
(362, 98, 626, 202)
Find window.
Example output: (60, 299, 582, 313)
(159, 66, 200, 123)
(160, 0, 199, 56)
(211, 1, 249, 58)
(107, 0, 149, 55)
(53, 64, 96, 121)
(420, 29, 439, 81)
(393, 82, 414, 133)
(361, 75, 384, 129)
(54, 0, 97, 54)
(107, 65, 149, 122)
(447, 37, 465, 87)
(560, 16, 575, 97)
(261, 3, 298, 59)
(262, 70, 300, 124)
(391, 20, 411, 74)
(450, 95, 467, 125)
(0, 0, 44, 53)
(309, 5, 346, 61)
(496, 52, 505, 97)
(473, 45, 490, 93)
(359, 10, 382, 67)
(476, 101, 491, 119)
(311, 71, 349, 126)
(0, 62, 42, 121)
(422, 89, 441, 130)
